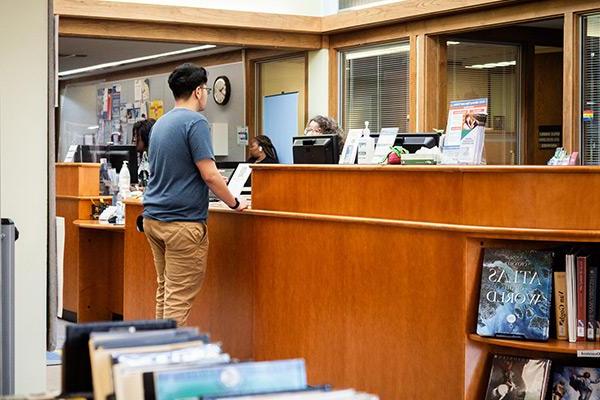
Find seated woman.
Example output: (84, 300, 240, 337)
(132, 118, 155, 187)
(304, 115, 345, 152)
(247, 135, 279, 164)
(132, 118, 156, 154)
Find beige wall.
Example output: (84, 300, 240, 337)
(0, 0, 48, 393)
(308, 49, 329, 120)
(260, 56, 306, 136)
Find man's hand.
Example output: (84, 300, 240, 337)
(234, 198, 248, 211)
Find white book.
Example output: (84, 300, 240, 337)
(565, 254, 577, 343)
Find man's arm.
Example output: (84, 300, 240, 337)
(196, 159, 247, 211)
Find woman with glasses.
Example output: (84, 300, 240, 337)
(304, 115, 345, 152)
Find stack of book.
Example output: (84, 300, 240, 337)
(557, 253, 599, 343)
(61, 321, 379, 400)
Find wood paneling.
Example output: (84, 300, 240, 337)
(533, 51, 564, 165)
(56, 163, 101, 196)
(252, 216, 465, 399)
(322, 0, 523, 33)
(563, 12, 580, 154)
(423, 35, 447, 131)
(55, 0, 321, 33)
(327, 47, 338, 120)
(59, 18, 322, 50)
(56, 163, 107, 316)
(77, 226, 123, 321)
(251, 166, 464, 224)
(123, 202, 254, 359)
(114, 166, 600, 399)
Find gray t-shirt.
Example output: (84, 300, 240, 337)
(143, 108, 214, 222)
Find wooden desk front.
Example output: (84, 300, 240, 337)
(73, 220, 124, 322)
(114, 166, 600, 399)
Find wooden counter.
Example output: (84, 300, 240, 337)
(56, 162, 111, 320)
(95, 165, 600, 399)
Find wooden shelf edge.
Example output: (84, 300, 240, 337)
(468, 333, 600, 354)
(74, 219, 125, 231)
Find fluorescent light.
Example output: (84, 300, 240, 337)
(87, 125, 99, 130)
(447, 41, 461, 45)
(59, 44, 216, 77)
(346, 44, 410, 60)
(465, 60, 516, 69)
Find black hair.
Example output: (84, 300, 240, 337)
(132, 118, 156, 152)
(253, 135, 279, 162)
(167, 63, 208, 100)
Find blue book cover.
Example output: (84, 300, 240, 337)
(477, 248, 554, 340)
(152, 359, 307, 400)
(551, 366, 600, 399)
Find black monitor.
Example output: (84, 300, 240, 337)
(73, 145, 106, 163)
(61, 319, 176, 397)
(73, 144, 139, 184)
(107, 145, 139, 184)
(370, 132, 439, 153)
(292, 134, 339, 164)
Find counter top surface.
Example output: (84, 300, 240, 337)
(74, 219, 125, 231)
(250, 164, 600, 173)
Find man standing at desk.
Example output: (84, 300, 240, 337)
(143, 63, 247, 326)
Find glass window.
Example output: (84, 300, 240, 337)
(340, 42, 410, 133)
(447, 41, 520, 165)
(582, 14, 600, 164)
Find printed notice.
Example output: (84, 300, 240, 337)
(227, 163, 252, 198)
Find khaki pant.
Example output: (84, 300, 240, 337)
(143, 218, 209, 326)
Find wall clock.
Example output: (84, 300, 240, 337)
(213, 75, 231, 106)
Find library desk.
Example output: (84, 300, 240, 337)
(111, 166, 600, 399)
(56, 163, 112, 320)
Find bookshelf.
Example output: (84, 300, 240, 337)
(468, 334, 600, 354)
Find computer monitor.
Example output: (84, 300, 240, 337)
(61, 319, 176, 397)
(370, 132, 439, 153)
(210, 161, 240, 201)
(73, 145, 106, 163)
(107, 145, 139, 184)
(73, 144, 139, 184)
(292, 134, 339, 164)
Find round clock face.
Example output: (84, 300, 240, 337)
(213, 76, 231, 105)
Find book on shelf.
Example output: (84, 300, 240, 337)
(566, 254, 578, 343)
(587, 266, 598, 341)
(476, 248, 554, 341)
(483, 354, 551, 400)
(577, 256, 588, 342)
(551, 365, 600, 399)
(554, 271, 568, 341)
